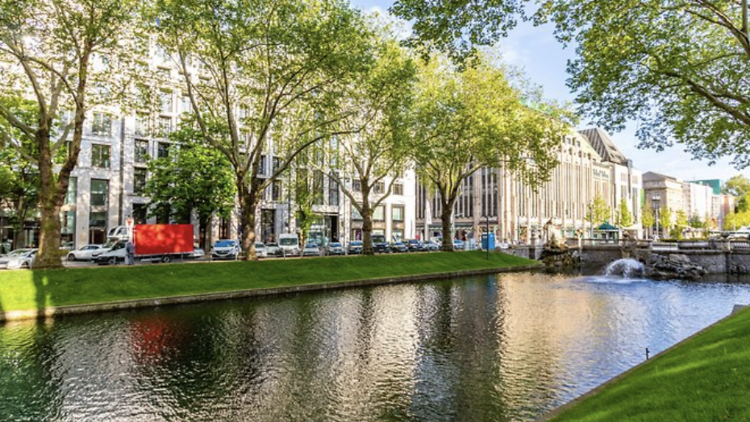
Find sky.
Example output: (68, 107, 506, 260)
(349, 0, 750, 184)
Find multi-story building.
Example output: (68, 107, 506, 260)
(2, 44, 416, 250)
(415, 128, 643, 244)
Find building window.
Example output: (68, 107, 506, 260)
(134, 168, 147, 195)
(160, 90, 173, 114)
(181, 96, 191, 114)
(135, 140, 149, 163)
(328, 176, 339, 206)
(92, 113, 111, 136)
(272, 180, 282, 201)
(158, 116, 172, 137)
(157, 142, 170, 159)
(91, 144, 110, 168)
(90, 179, 109, 207)
(135, 113, 149, 137)
(393, 182, 403, 196)
(374, 181, 386, 194)
(272, 156, 280, 174)
(352, 207, 363, 221)
(259, 155, 267, 175)
(133, 203, 148, 224)
(373, 205, 385, 222)
(352, 180, 361, 192)
(392, 205, 404, 222)
(89, 211, 107, 228)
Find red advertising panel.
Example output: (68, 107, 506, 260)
(134, 224, 194, 255)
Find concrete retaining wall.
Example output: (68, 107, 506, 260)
(577, 245, 750, 274)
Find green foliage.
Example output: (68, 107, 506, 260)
(615, 199, 633, 228)
(659, 207, 672, 230)
(641, 204, 654, 230)
(586, 194, 610, 227)
(151, 0, 375, 258)
(144, 121, 236, 246)
(408, 53, 572, 250)
(675, 210, 688, 229)
(688, 213, 704, 229)
(536, 0, 750, 169)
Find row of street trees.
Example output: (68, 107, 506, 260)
(1, 0, 574, 267)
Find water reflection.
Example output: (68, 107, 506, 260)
(2, 272, 750, 422)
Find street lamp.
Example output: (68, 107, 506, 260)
(652, 197, 660, 240)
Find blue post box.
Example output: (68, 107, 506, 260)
(481, 233, 495, 251)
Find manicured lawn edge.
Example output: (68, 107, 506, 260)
(536, 304, 750, 422)
(0, 252, 541, 322)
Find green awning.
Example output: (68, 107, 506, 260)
(597, 222, 618, 230)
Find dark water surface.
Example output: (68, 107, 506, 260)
(2, 272, 750, 422)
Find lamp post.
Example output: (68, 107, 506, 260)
(652, 197, 660, 240)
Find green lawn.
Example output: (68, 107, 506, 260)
(547, 305, 750, 421)
(0, 251, 536, 313)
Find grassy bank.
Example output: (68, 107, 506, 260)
(546, 306, 750, 421)
(0, 251, 536, 313)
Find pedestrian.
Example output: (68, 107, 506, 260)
(126, 240, 135, 265)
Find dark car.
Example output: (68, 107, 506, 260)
(406, 239, 424, 252)
(372, 234, 390, 253)
(348, 241, 363, 254)
(390, 241, 408, 253)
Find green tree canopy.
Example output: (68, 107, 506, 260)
(641, 204, 654, 231)
(144, 121, 236, 250)
(151, 0, 375, 260)
(615, 199, 633, 228)
(586, 194, 610, 228)
(408, 53, 572, 251)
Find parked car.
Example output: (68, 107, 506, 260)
(266, 242, 280, 257)
(453, 239, 465, 250)
(390, 241, 408, 253)
(254, 242, 267, 258)
(347, 241, 363, 255)
(372, 234, 390, 253)
(424, 240, 440, 251)
(406, 239, 425, 252)
(66, 244, 105, 261)
(302, 242, 321, 257)
(0, 249, 37, 270)
(212, 239, 240, 259)
(190, 248, 205, 258)
(278, 233, 300, 256)
(326, 242, 345, 255)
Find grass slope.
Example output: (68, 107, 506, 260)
(0, 251, 535, 313)
(548, 306, 750, 422)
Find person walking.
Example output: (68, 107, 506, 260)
(126, 240, 135, 265)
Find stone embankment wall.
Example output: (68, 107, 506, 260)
(575, 244, 750, 274)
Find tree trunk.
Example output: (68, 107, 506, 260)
(36, 127, 65, 269)
(238, 180, 260, 261)
(362, 210, 373, 255)
(440, 203, 454, 252)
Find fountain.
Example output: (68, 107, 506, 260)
(604, 258, 646, 278)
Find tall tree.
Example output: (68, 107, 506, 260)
(320, 30, 417, 255)
(659, 207, 672, 236)
(724, 175, 750, 213)
(641, 204, 655, 236)
(151, 0, 374, 260)
(392, 1, 750, 169)
(0, 0, 142, 267)
(144, 122, 236, 251)
(408, 54, 572, 251)
(586, 194, 610, 228)
(615, 198, 633, 228)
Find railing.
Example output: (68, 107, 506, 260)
(561, 238, 750, 252)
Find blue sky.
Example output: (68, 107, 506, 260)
(349, 0, 750, 184)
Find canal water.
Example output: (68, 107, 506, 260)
(2, 271, 750, 422)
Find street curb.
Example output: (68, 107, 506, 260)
(0, 264, 542, 322)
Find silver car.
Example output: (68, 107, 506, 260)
(254, 242, 268, 258)
(0, 249, 37, 270)
(67, 244, 105, 261)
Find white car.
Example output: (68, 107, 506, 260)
(266, 242, 280, 257)
(254, 242, 267, 258)
(212, 239, 240, 259)
(302, 242, 321, 257)
(67, 244, 105, 261)
(0, 249, 37, 270)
